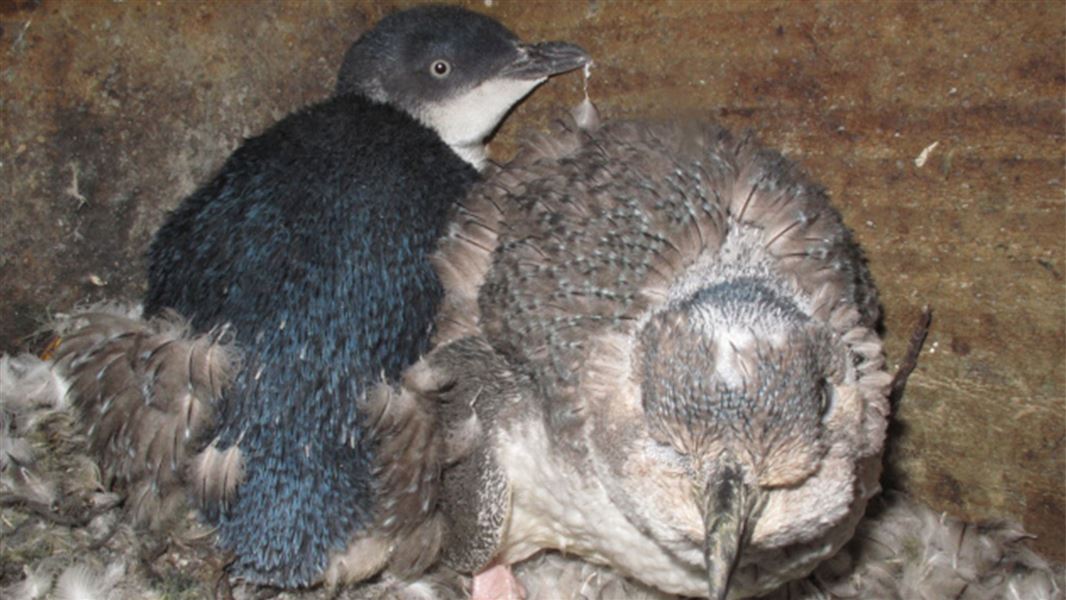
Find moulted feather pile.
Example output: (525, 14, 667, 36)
(774, 492, 1065, 600)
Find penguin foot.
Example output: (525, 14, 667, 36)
(471, 562, 525, 600)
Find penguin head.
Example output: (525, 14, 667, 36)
(636, 279, 835, 598)
(584, 276, 867, 598)
(336, 5, 590, 169)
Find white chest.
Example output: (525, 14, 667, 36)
(495, 421, 709, 597)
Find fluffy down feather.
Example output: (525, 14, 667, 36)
(769, 493, 1065, 600)
(54, 563, 117, 600)
(1, 353, 69, 471)
(0, 565, 51, 600)
(52, 305, 239, 529)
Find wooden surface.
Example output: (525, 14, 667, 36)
(1, 0, 1062, 562)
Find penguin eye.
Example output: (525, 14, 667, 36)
(430, 60, 451, 78)
(818, 378, 832, 416)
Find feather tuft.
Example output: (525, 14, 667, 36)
(2, 565, 52, 600)
(323, 535, 392, 588)
(189, 441, 244, 508)
(0, 353, 70, 412)
(53, 305, 238, 528)
(54, 564, 107, 600)
(360, 381, 447, 578)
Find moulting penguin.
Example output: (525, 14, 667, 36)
(409, 105, 893, 599)
(53, 5, 588, 590)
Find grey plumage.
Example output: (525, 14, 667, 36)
(419, 108, 892, 598)
(53, 308, 239, 529)
(768, 493, 1065, 600)
(515, 552, 676, 600)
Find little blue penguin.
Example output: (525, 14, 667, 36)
(54, 5, 589, 590)
(403, 105, 893, 599)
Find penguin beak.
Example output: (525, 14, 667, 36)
(501, 41, 591, 80)
(701, 459, 762, 600)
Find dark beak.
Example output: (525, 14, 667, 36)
(702, 460, 762, 600)
(501, 41, 591, 80)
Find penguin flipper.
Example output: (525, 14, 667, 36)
(400, 336, 515, 574)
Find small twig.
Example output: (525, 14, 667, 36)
(0, 494, 111, 527)
(889, 305, 933, 411)
(12, 19, 32, 52)
(4, 513, 39, 541)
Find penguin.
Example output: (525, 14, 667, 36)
(406, 106, 893, 599)
(55, 5, 588, 589)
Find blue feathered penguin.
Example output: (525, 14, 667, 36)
(55, 5, 587, 589)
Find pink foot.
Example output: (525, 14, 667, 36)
(471, 562, 525, 600)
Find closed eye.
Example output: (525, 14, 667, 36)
(647, 438, 694, 478)
(819, 378, 833, 417)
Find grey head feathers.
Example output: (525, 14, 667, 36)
(423, 108, 892, 598)
(336, 5, 588, 170)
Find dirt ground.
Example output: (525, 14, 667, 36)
(1, 0, 1063, 565)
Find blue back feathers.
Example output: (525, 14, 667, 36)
(145, 94, 478, 585)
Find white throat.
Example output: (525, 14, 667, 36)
(417, 77, 546, 171)
(449, 142, 490, 171)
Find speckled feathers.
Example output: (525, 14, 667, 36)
(54, 309, 239, 528)
(427, 113, 894, 597)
